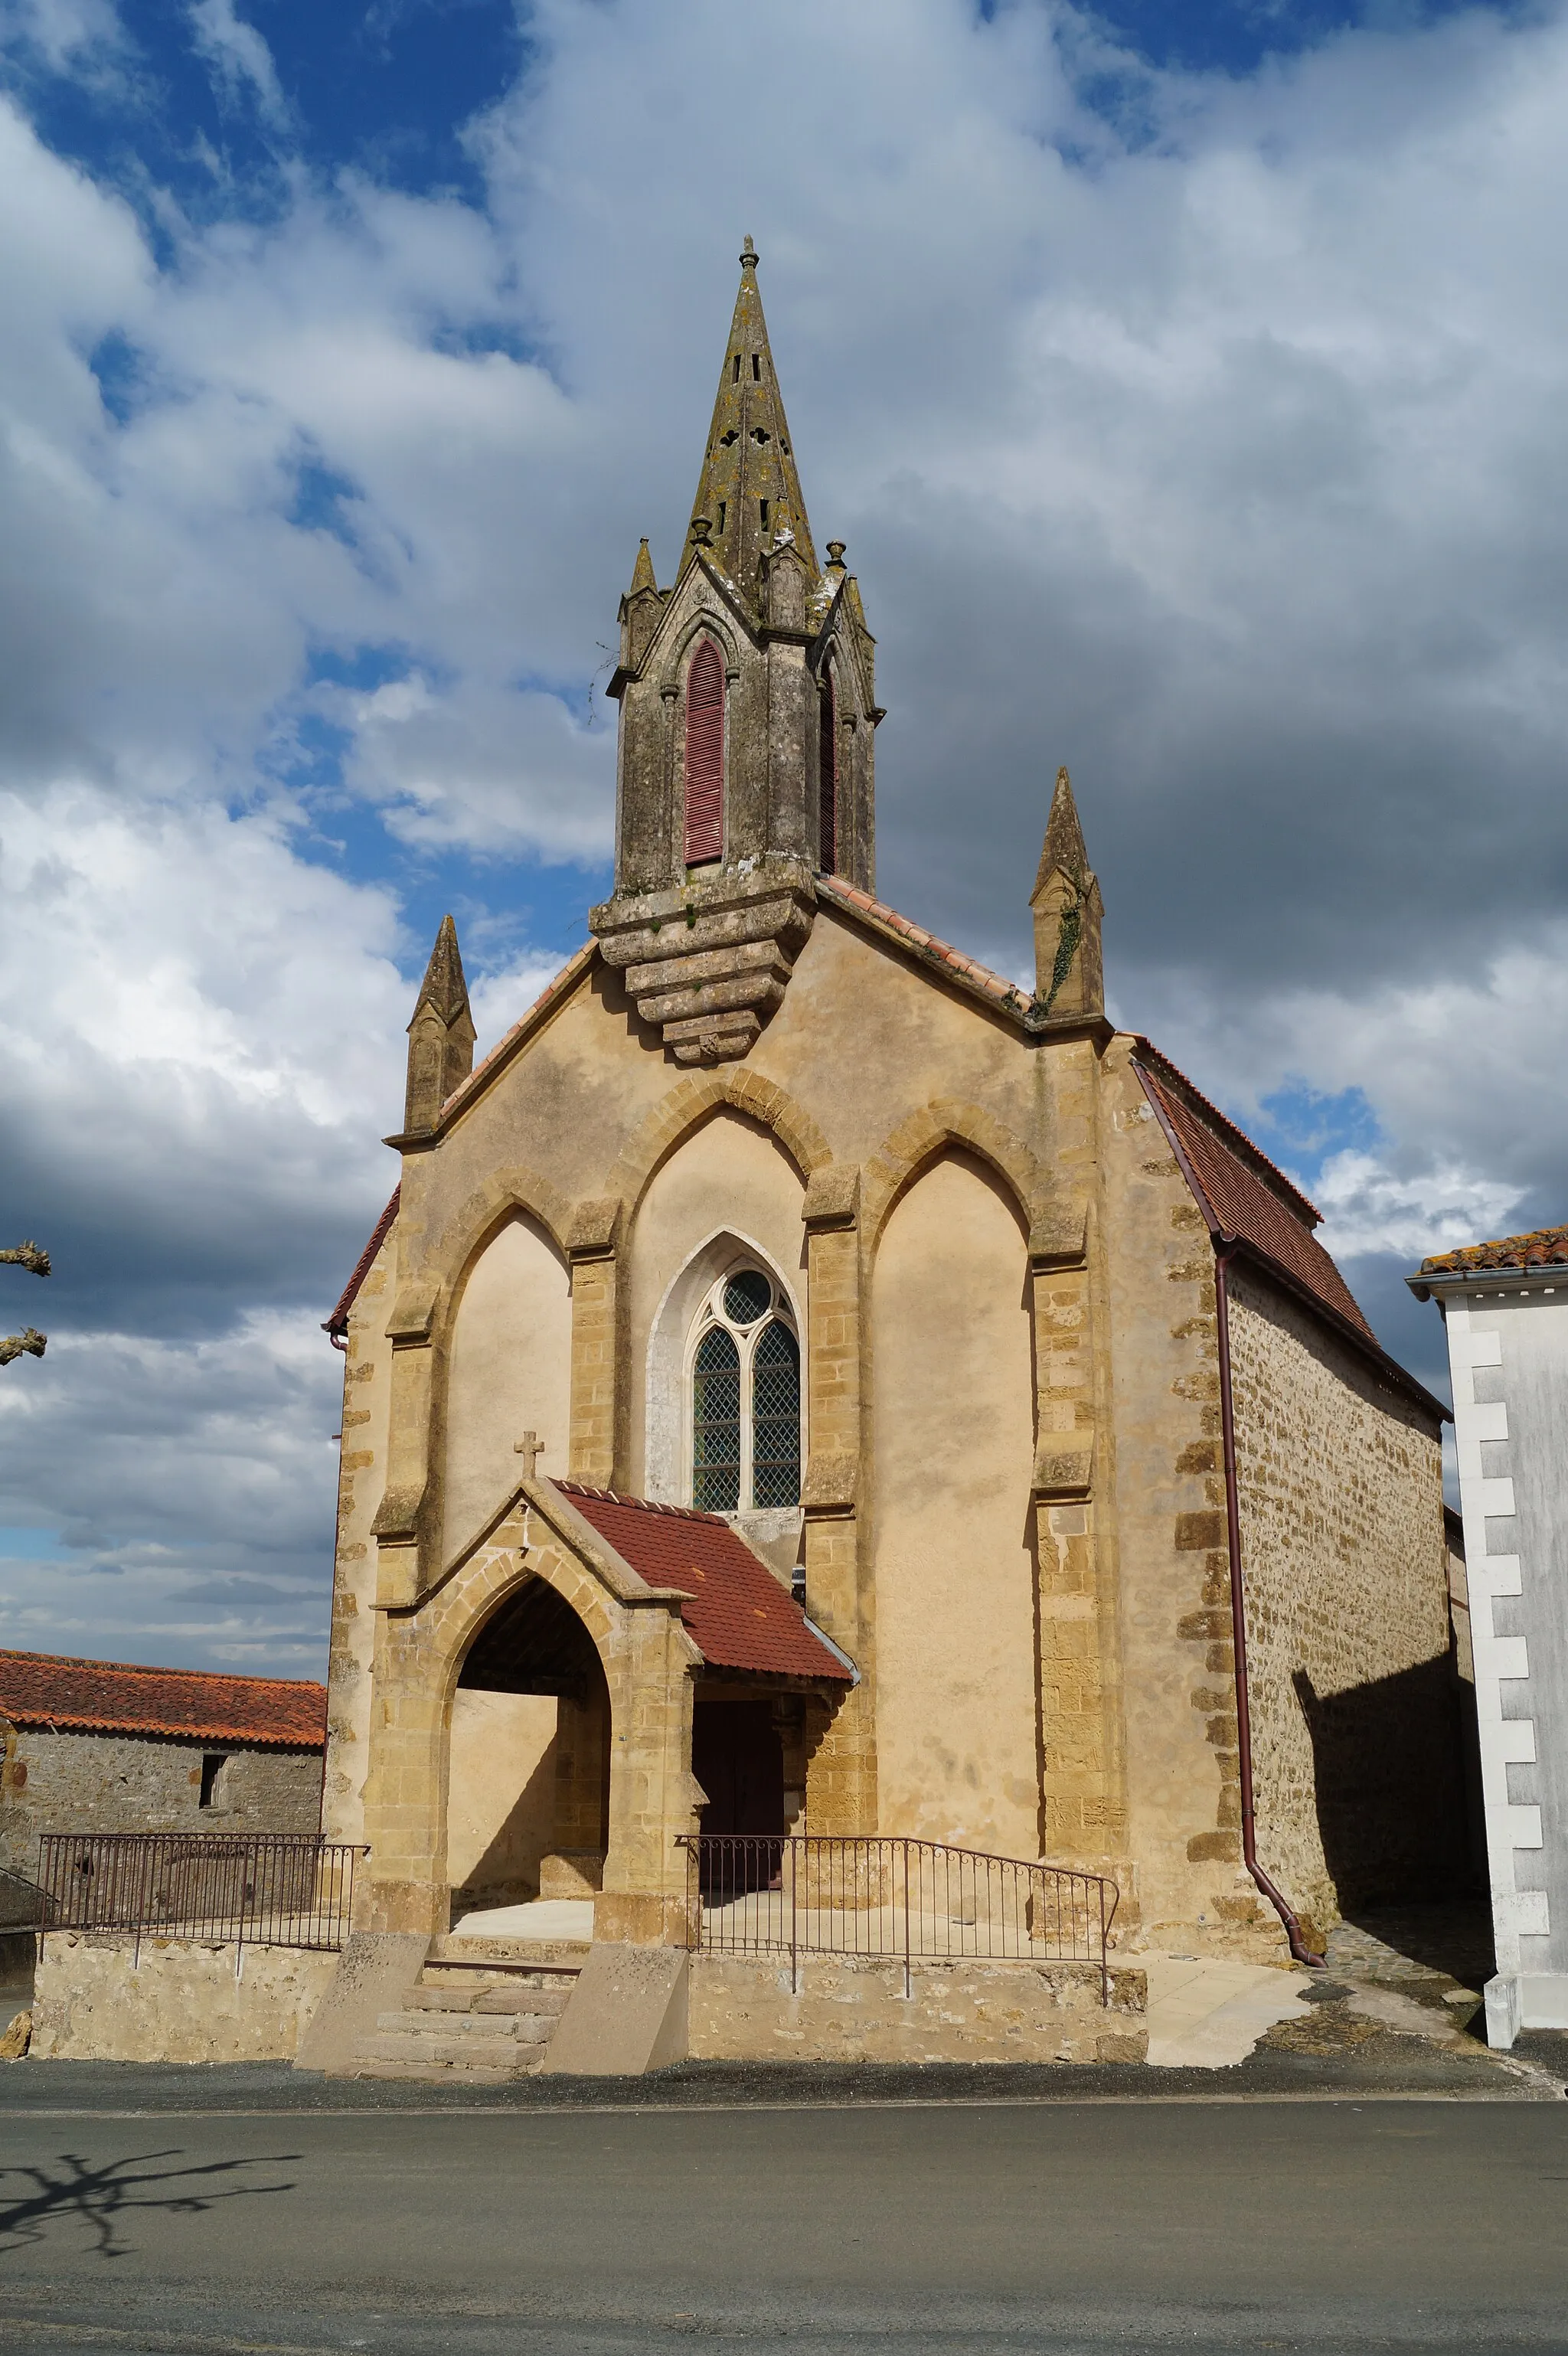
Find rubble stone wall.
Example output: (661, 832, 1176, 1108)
(688, 1952, 1147, 2064)
(0, 1728, 322, 1882)
(1227, 1267, 1457, 1943)
(29, 1932, 336, 2063)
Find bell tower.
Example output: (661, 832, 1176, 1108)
(592, 238, 882, 1065)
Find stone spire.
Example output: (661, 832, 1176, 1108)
(681, 237, 818, 610)
(618, 536, 663, 675)
(403, 914, 477, 1132)
(592, 237, 879, 1065)
(1030, 768, 1104, 1021)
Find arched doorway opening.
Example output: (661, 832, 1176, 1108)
(449, 1575, 610, 1922)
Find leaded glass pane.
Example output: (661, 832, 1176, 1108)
(751, 1319, 801, 1508)
(723, 1268, 772, 1325)
(693, 1325, 741, 1511)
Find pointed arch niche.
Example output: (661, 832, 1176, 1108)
(627, 1110, 807, 1578)
(871, 1150, 1037, 1857)
(443, 1212, 572, 1567)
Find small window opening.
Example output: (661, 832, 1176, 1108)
(760, 498, 769, 532)
(198, 1753, 228, 1809)
(751, 354, 761, 381)
(732, 355, 741, 383)
(717, 501, 726, 534)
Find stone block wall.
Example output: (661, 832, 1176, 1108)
(323, 1226, 396, 1848)
(0, 1727, 323, 1881)
(1228, 1267, 1460, 1942)
(688, 1952, 1147, 2064)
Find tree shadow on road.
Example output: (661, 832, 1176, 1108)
(0, 2149, 299, 2261)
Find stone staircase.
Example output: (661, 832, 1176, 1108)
(345, 1939, 585, 2083)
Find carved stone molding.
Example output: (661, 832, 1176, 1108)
(592, 856, 815, 1065)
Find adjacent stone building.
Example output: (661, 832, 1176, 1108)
(1411, 1227, 1568, 2043)
(0, 1651, 326, 1883)
(321, 240, 1465, 1976)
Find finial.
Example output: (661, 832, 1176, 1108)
(690, 515, 713, 547)
(740, 235, 758, 270)
(826, 540, 847, 570)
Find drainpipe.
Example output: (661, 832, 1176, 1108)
(1214, 1243, 1324, 1969)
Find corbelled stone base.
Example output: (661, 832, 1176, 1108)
(592, 858, 815, 1064)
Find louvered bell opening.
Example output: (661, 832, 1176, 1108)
(684, 640, 725, 865)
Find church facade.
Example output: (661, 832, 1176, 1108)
(322, 243, 1463, 1970)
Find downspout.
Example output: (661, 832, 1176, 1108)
(1214, 1243, 1324, 1969)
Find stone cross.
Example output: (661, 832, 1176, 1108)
(514, 1430, 545, 1478)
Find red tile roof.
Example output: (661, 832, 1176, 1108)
(551, 1483, 852, 1684)
(1419, 1226, 1568, 1278)
(815, 877, 1034, 1017)
(0, 1652, 328, 1748)
(324, 1186, 399, 1341)
(1135, 1060, 1375, 1339)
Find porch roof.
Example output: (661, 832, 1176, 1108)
(550, 1483, 852, 1684)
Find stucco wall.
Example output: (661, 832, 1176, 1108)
(322, 1226, 395, 1849)
(1228, 1266, 1456, 1939)
(871, 1152, 1038, 1858)
(443, 1212, 573, 1564)
(625, 1106, 807, 1508)
(0, 1727, 322, 1881)
(30, 1932, 335, 2063)
(446, 1688, 559, 1911)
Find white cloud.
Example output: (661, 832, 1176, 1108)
(186, 0, 289, 131)
(5, 0, 1568, 1655)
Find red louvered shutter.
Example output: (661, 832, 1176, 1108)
(684, 640, 725, 864)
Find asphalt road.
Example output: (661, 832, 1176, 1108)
(1, 2099, 1566, 2354)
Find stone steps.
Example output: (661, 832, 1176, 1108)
(343, 1952, 582, 2083)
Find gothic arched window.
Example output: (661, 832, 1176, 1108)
(690, 1266, 801, 1511)
(684, 638, 725, 865)
(817, 668, 837, 875)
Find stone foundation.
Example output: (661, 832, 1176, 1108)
(29, 1933, 337, 2064)
(688, 1952, 1147, 2064)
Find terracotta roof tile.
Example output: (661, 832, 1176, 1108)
(1136, 1064, 1375, 1340)
(551, 1484, 851, 1683)
(0, 1652, 328, 1748)
(815, 877, 1031, 1013)
(1419, 1226, 1568, 1278)
(324, 1187, 399, 1339)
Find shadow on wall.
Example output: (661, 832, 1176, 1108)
(449, 1739, 559, 1920)
(1292, 1658, 1481, 1910)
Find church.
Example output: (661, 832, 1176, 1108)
(321, 240, 1465, 2008)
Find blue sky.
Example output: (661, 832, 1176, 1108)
(1, 0, 1563, 1672)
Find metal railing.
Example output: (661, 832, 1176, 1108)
(0, 1866, 48, 1933)
(33, 1834, 362, 1963)
(684, 1834, 1119, 2004)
